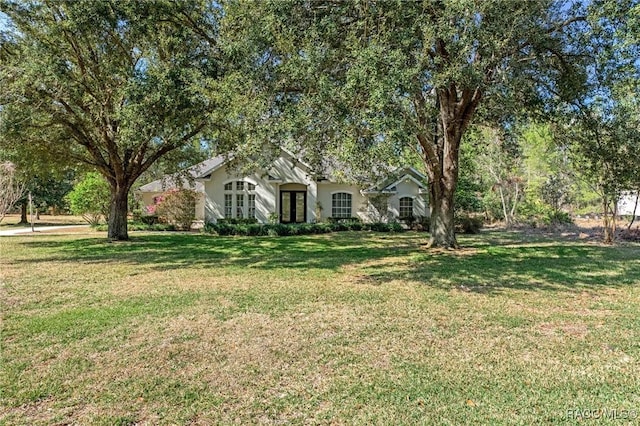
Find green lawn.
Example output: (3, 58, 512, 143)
(1, 231, 639, 425)
(0, 214, 87, 229)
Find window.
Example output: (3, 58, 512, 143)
(399, 197, 413, 218)
(236, 194, 244, 218)
(248, 194, 256, 219)
(332, 192, 352, 218)
(224, 194, 233, 218)
(223, 180, 256, 219)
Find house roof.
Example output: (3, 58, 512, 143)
(191, 155, 228, 179)
(138, 151, 428, 194)
(362, 167, 429, 194)
(193, 149, 315, 181)
(137, 156, 225, 193)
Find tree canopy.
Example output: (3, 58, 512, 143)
(222, 0, 595, 247)
(0, 0, 221, 239)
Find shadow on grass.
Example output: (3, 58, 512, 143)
(14, 231, 640, 294)
(15, 232, 417, 271)
(361, 235, 640, 294)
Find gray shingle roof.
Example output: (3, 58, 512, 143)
(138, 155, 226, 193)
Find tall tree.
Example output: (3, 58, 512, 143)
(225, 0, 590, 247)
(0, 161, 24, 223)
(0, 0, 220, 240)
(554, 0, 640, 243)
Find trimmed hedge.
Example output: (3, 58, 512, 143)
(217, 217, 259, 225)
(326, 217, 362, 224)
(203, 220, 404, 236)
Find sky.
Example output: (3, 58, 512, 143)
(0, 11, 9, 32)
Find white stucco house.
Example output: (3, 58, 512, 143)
(138, 151, 430, 224)
(618, 192, 639, 217)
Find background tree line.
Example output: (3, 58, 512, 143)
(1, 0, 638, 244)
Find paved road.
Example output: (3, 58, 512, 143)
(0, 225, 90, 236)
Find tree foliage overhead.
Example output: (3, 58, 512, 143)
(0, 0, 221, 240)
(224, 0, 593, 247)
(551, 0, 640, 243)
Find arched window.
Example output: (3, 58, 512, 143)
(223, 181, 256, 219)
(332, 192, 352, 218)
(399, 197, 413, 218)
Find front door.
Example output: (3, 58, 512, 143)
(280, 191, 307, 223)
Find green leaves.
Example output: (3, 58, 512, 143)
(0, 0, 218, 179)
(65, 172, 110, 225)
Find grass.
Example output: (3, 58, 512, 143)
(0, 214, 86, 229)
(1, 230, 639, 425)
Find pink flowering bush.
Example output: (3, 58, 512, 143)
(155, 189, 197, 230)
(144, 204, 157, 215)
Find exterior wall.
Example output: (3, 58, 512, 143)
(140, 192, 161, 211)
(141, 158, 430, 224)
(203, 155, 317, 223)
(386, 180, 428, 219)
(316, 183, 368, 222)
(618, 192, 640, 216)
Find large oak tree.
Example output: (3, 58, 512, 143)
(226, 0, 591, 247)
(0, 0, 220, 240)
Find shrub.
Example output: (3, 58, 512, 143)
(202, 220, 405, 237)
(66, 172, 110, 225)
(315, 223, 334, 233)
(267, 213, 279, 224)
(327, 216, 362, 224)
(542, 210, 573, 225)
(268, 223, 291, 236)
(388, 221, 404, 232)
(331, 221, 349, 231)
(93, 222, 176, 232)
(369, 222, 391, 232)
(140, 214, 160, 225)
(208, 222, 250, 236)
(155, 189, 197, 230)
(347, 221, 363, 231)
(455, 214, 483, 234)
(218, 217, 258, 225)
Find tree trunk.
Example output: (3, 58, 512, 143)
(498, 185, 510, 227)
(108, 183, 130, 241)
(19, 200, 28, 224)
(602, 194, 613, 244)
(628, 191, 639, 230)
(415, 83, 481, 249)
(428, 186, 457, 248)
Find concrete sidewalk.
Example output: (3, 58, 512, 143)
(0, 225, 90, 236)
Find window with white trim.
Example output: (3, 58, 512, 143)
(223, 180, 256, 219)
(332, 192, 352, 218)
(236, 194, 244, 218)
(248, 194, 256, 219)
(399, 197, 413, 218)
(224, 194, 233, 218)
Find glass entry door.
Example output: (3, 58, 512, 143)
(280, 191, 307, 223)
